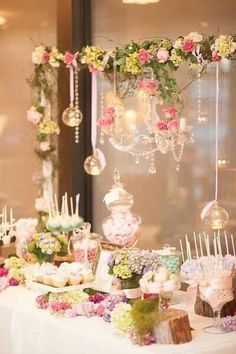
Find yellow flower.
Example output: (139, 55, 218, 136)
(39, 119, 60, 135)
(170, 49, 183, 67)
(81, 46, 105, 70)
(125, 53, 142, 75)
(215, 35, 236, 58)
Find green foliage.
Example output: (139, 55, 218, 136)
(131, 298, 160, 337)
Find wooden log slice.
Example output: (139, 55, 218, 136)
(154, 308, 192, 344)
(195, 291, 236, 318)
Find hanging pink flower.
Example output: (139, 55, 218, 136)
(182, 39, 195, 53)
(27, 107, 42, 125)
(64, 52, 75, 66)
(39, 141, 51, 152)
(167, 119, 179, 132)
(155, 120, 167, 131)
(163, 106, 177, 118)
(138, 79, 157, 93)
(97, 117, 113, 128)
(138, 49, 150, 65)
(156, 47, 169, 63)
(88, 64, 98, 72)
(212, 52, 221, 62)
(105, 107, 116, 117)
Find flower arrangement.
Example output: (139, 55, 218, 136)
(0, 256, 27, 290)
(108, 248, 159, 290)
(111, 303, 135, 335)
(26, 232, 65, 263)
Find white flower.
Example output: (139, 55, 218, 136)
(173, 38, 183, 49)
(49, 47, 63, 67)
(32, 46, 46, 65)
(186, 32, 203, 43)
(35, 197, 48, 213)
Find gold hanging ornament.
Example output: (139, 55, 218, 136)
(62, 66, 83, 143)
(201, 63, 229, 230)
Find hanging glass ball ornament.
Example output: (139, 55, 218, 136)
(205, 202, 229, 230)
(62, 106, 83, 127)
(84, 154, 104, 176)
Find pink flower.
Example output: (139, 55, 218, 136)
(98, 117, 113, 128)
(138, 49, 150, 65)
(167, 119, 179, 132)
(27, 107, 42, 125)
(42, 52, 50, 64)
(212, 52, 221, 62)
(39, 141, 51, 152)
(35, 197, 48, 213)
(182, 39, 195, 53)
(9, 278, 19, 286)
(155, 120, 167, 131)
(88, 64, 98, 73)
(50, 301, 72, 313)
(105, 107, 115, 117)
(96, 304, 105, 316)
(138, 79, 157, 93)
(156, 47, 169, 63)
(0, 268, 9, 277)
(36, 294, 49, 309)
(163, 106, 177, 118)
(64, 52, 75, 66)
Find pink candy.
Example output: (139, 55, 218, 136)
(74, 247, 97, 264)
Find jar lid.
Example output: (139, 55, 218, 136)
(103, 170, 134, 209)
(156, 244, 180, 256)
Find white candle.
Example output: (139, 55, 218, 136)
(207, 234, 210, 256)
(70, 197, 74, 216)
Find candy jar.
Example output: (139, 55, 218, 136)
(102, 170, 141, 247)
(156, 245, 181, 275)
(69, 223, 101, 269)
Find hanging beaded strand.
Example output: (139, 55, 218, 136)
(197, 72, 207, 123)
(99, 85, 105, 145)
(74, 68, 80, 143)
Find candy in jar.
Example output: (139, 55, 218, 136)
(102, 170, 141, 247)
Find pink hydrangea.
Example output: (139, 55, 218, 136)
(138, 48, 150, 65)
(163, 106, 177, 118)
(138, 79, 157, 94)
(156, 47, 169, 63)
(50, 301, 72, 313)
(167, 119, 179, 132)
(39, 141, 51, 152)
(182, 39, 195, 53)
(64, 51, 76, 66)
(155, 120, 167, 131)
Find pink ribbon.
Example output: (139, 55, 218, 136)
(69, 66, 74, 106)
(91, 72, 106, 169)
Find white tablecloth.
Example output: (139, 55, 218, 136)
(0, 287, 236, 354)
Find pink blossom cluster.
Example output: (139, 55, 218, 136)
(98, 107, 115, 128)
(156, 47, 169, 63)
(64, 52, 77, 67)
(50, 300, 72, 314)
(138, 49, 150, 65)
(138, 79, 157, 94)
(36, 294, 49, 310)
(0, 268, 19, 292)
(155, 106, 179, 132)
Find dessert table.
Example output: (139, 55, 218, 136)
(0, 287, 236, 354)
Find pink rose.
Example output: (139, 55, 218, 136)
(39, 141, 51, 152)
(98, 117, 113, 128)
(156, 47, 169, 63)
(138, 48, 150, 65)
(212, 52, 221, 62)
(167, 119, 179, 132)
(27, 107, 42, 125)
(64, 52, 75, 66)
(42, 52, 50, 64)
(163, 106, 177, 118)
(182, 39, 195, 53)
(105, 107, 115, 117)
(35, 197, 48, 213)
(88, 64, 98, 73)
(138, 79, 157, 93)
(155, 120, 167, 131)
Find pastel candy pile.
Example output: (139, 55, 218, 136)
(159, 255, 180, 274)
(73, 239, 98, 264)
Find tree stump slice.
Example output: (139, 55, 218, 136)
(154, 309, 192, 344)
(195, 291, 236, 318)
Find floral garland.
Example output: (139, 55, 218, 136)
(28, 34, 236, 224)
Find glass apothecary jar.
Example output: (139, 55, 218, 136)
(102, 170, 141, 247)
(156, 245, 181, 274)
(69, 223, 102, 267)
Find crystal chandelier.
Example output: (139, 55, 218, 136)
(98, 74, 191, 174)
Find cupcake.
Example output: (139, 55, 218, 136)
(42, 274, 53, 286)
(68, 273, 82, 286)
(52, 274, 68, 288)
